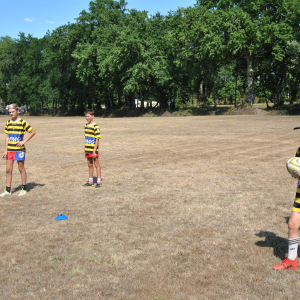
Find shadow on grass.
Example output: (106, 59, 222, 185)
(14, 182, 45, 192)
(92, 176, 104, 184)
(255, 231, 288, 261)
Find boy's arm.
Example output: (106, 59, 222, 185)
(92, 138, 99, 158)
(16, 129, 36, 148)
(2, 135, 8, 159)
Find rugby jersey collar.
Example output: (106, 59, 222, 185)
(10, 118, 21, 122)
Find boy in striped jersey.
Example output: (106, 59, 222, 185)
(273, 147, 300, 270)
(1, 104, 35, 197)
(83, 109, 102, 188)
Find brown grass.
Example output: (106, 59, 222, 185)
(0, 115, 299, 299)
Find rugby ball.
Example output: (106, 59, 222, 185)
(286, 157, 300, 178)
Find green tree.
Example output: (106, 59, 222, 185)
(0, 36, 15, 105)
(195, 0, 300, 105)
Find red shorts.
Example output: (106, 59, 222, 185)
(85, 153, 99, 158)
(7, 151, 26, 161)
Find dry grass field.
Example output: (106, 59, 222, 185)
(0, 115, 300, 299)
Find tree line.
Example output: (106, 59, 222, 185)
(0, 0, 299, 113)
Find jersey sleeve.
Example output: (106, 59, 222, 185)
(23, 120, 33, 133)
(94, 125, 101, 139)
(296, 147, 300, 157)
(4, 121, 9, 134)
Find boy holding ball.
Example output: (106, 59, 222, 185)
(273, 148, 300, 270)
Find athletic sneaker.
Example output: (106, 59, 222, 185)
(18, 189, 27, 196)
(273, 258, 298, 270)
(82, 182, 94, 187)
(0, 190, 11, 197)
(95, 183, 102, 188)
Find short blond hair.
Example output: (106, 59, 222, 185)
(7, 103, 18, 110)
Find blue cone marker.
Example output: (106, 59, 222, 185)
(55, 214, 68, 221)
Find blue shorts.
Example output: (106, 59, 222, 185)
(7, 151, 26, 161)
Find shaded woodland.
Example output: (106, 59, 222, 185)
(0, 0, 299, 112)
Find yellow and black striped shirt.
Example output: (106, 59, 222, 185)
(293, 147, 300, 212)
(4, 119, 33, 152)
(84, 123, 101, 153)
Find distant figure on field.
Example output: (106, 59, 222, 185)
(273, 148, 300, 270)
(1, 103, 36, 197)
(82, 109, 102, 188)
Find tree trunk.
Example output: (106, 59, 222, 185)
(204, 79, 208, 100)
(291, 74, 300, 104)
(260, 76, 269, 109)
(245, 54, 255, 106)
(95, 101, 101, 110)
(264, 88, 269, 109)
(109, 94, 114, 108)
(199, 81, 204, 104)
(235, 62, 238, 107)
(278, 57, 287, 106)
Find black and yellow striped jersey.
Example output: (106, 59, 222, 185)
(4, 119, 33, 152)
(84, 123, 101, 153)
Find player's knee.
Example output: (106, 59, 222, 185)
(6, 168, 12, 174)
(18, 166, 25, 173)
(288, 219, 299, 231)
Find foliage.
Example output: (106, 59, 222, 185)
(0, 0, 299, 111)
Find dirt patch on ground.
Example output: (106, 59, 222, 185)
(93, 106, 277, 118)
(34, 105, 300, 118)
(222, 106, 268, 115)
(0, 115, 300, 299)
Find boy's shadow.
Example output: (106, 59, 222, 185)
(255, 217, 294, 261)
(93, 176, 103, 183)
(14, 182, 45, 192)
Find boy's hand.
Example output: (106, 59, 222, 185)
(16, 141, 25, 147)
(92, 152, 96, 158)
(2, 151, 7, 159)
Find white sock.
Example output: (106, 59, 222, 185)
(89, 178, 93, 184)
(97, 178, 102, 183)
(288, 237, 299, 260)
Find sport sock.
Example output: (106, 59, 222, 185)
(89, 178, 93, 184)
(97, 178, 102, 184)
(6, 186, 11, 193)
(288, 237, 299, 260)
(21, 185, 26, 191)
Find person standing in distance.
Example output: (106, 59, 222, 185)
(82, 109, 102, 188)
(1, 104, 36, 196)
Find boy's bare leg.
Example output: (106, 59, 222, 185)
(87, 158, 94, 178)
(93, 157, 101, 179)
(273, 211, 300, 269)
(6, 160, 13, 187)
(17, 161, 27, 185)
(288, 211, 300, 239)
